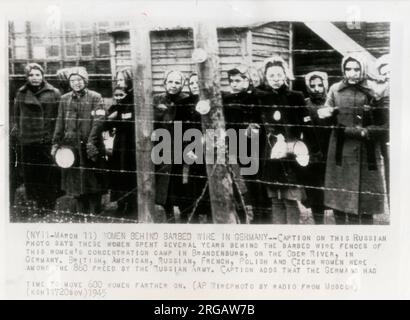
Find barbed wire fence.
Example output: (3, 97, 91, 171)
(8, 26, 390, 224)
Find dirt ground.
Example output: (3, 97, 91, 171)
(9, 185, 389, 225)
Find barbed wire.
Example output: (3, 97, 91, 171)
(15, 160, 388, 197)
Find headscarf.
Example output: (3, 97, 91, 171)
(305, 71, 329, 102)
(341, 53, 368, 83)
(24, 63, 44, 78)
(68, 67, 89, 86)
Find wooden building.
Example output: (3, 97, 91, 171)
(109, 22, 292, 93)
(9, 20, 390, 96)
(292, 22, 390, 93)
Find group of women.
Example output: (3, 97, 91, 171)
(11, 52, 389, 224)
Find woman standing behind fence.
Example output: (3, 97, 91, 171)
(259, 57, 311, 224)
(300, 71, 332, 224)
(105, 83, 137, 217)
(13, 63, 62, 212)
(153, 70, 189, 222)
(52, 67, 107, 215)
(320, 54, 388, 224)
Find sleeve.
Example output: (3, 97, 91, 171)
(44, 90, 61, 143)
(325, 85, 336, 108)
(52, 98, 65, 146)
(12, 95, 20, 138)
(88, 94, 106, 146)
(366, 94, 389, 142)
(290, 92, 307, 140)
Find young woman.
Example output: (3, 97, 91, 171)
(259, 57, 311, 224)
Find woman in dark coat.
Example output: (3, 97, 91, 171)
(177, 73, 212, 223)
(259, 57, 311, 224)
(13, 63, 62, 211)
(222, 66, 267, 224)
(153, 70, 188, 222)
(105, 86, 137, 216)
(301, 71, 332, 224)
(52, 67, 107, 215)
(321, 54, 388, 224)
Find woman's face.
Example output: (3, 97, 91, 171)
(266, 66, 286, 90)
(116, 72, 127, 89)
(69, 75, 86, 92)
(249, 69, 261, 88)
(189, 75, 199, 95)
(27, 69, 43, 87)
(165, 72, 183, 95)
(344, 60, 361, 84)
(114, 89, 127, 103)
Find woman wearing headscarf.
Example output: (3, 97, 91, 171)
(13, 63, 62, 211)
(259, 56, 311, 224)
(301, 71, 332, 224)
(153, 70, 189, 222)
(320, 54, 388, 224)
(52, 67, 107, 215)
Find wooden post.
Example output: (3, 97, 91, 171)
(129, 21, 155, 223)
(288, 22, 294, 90)
(193, 22, 239, 224)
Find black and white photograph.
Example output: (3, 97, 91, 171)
(8, 16, 390, 225)
(2, 0, 410, 301)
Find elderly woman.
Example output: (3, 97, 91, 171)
(13, 63, 62, 211)
(259, 57, 311, 224)
(153, 70, 189, 222)
(301, 71, 332, 224)
(320, 54, 388, 224)
(52, 67, 107, 215)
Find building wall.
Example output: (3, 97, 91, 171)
(292, 22, 390, 94)
(111, 23, 291, 94)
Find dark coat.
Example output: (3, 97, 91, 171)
(153, 92, 189, 206)
(299, 97, 332, 207)
(53, 89, 107, 196)
(14, 82, 61, 145)
(105, 93, 136, 201)
(323, 80, 388, 215)
(222, 90, 267, 215)
(13, 82, 62, 203)
(259, 85, 310, 200)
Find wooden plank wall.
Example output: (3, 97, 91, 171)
(251, 22, 291, 65)
(150, 29, 195, 93)
(293, 22, 390, 94)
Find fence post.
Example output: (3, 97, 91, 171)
(193, 22, 239, 224)
(129, 21, 155, 223)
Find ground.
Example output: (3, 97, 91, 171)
(9, 185, 389, 224)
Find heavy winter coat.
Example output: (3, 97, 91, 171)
(14, 82, 61, 145)
(153, 92, 189, 206)
(105, 93, 136, 201)
(259, 85, 311, 201)
(52, 89, 107, 196)
(323, 80, 388, 215)
(13, 82, 62, 203)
